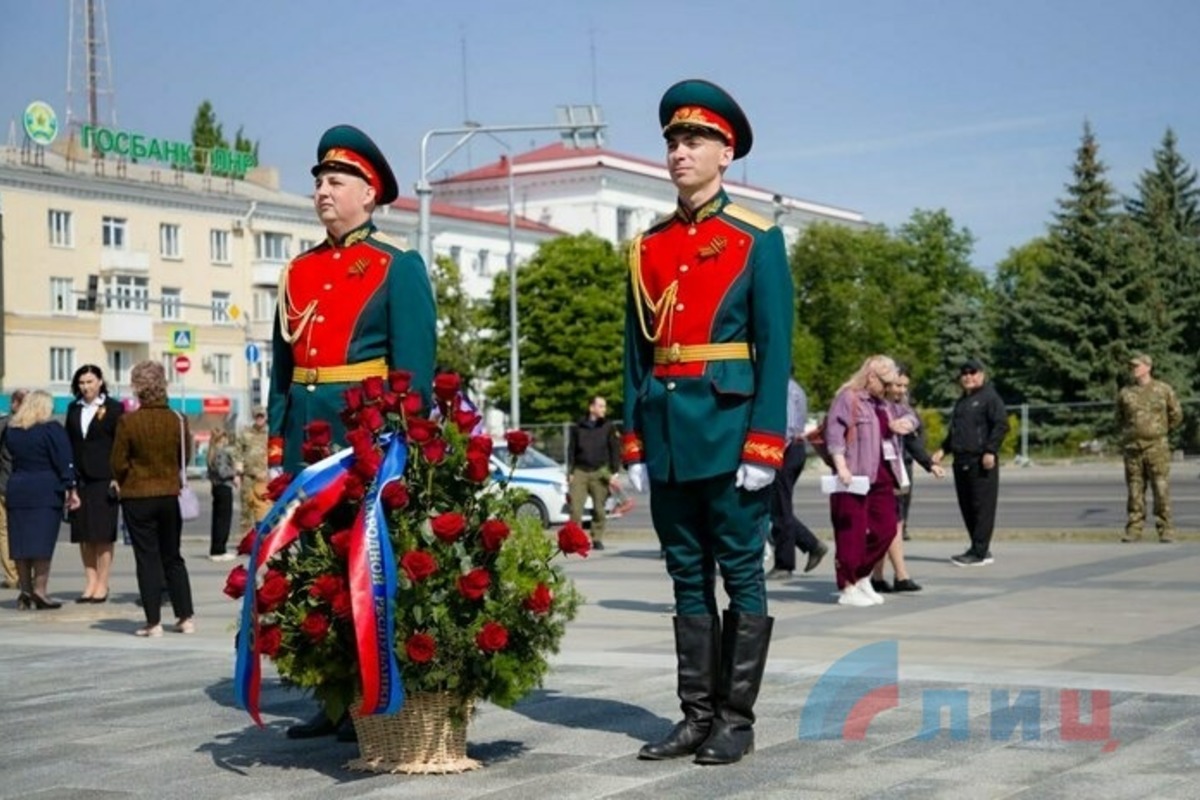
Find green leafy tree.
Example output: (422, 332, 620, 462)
(479, 234, 626, 423)
(989, 237, 1055, 402)
(190, 100, 227, 173)
(233, 124, 260, 163)
(429, 255, 482, 393)
(925, 291, 990, 408)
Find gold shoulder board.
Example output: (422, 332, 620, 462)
(724, 204, 773, 231)
(371, 231, 411, 250)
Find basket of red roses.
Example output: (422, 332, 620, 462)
(224, 371, 586, 774)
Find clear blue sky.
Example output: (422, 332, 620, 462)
(4, 0, 1198, 269)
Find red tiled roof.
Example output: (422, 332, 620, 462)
(389, 195, 562, 234)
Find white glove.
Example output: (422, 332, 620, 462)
(735, 463, 775, 492)
(268, 467, 283, 481)
(627, 464, 648, 493)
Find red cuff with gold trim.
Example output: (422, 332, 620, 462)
(621, 432, 644, 466)
(742, 431, 785, 470)
(268, 436, 284, 468)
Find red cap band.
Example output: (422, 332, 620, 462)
(663, 105, 735, 150)
(318, 147, 383, 197)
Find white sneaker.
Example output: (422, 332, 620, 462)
(856, 577, 885, 605)
(838, 584, 875, 607)
(208, 553, 236, 562)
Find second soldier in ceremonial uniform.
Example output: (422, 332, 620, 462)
(1116, 352, 1182, 542)
(624, 79, 793, 765)
(271, 125, 437, 739)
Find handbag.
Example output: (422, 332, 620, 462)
(175, 411, 201, 521)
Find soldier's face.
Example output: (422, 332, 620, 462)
(254, 413, 266, 429)
(666, 131, 732, 195)
(314, 171, 376, 234)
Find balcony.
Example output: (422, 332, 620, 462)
(100, 249, 151, 273)
(252, 259, 287, 287)
(99, 307, 153, 343)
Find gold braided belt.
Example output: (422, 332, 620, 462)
(653, 343, 751, 365)
(293, 357, 388, 385)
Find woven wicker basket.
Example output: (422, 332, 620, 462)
(346, 692, 481, 774)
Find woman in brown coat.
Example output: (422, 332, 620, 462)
(111, 361, 195, 637)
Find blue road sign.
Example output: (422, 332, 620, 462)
(245, 343, 261, 363)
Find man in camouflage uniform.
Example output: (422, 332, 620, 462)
(234, 407, 270, 534)
(1116, 353, 1182, 543)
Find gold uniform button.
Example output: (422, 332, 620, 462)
(332, 252, 341, 260)
(309, 348, 318, 356)
(679, 265, 689, 273)
(675, 303, 685, 312)
(316, 315, 325, 323)
(306, 384, 316, 392)
(666, 381, 677, 391)
(688, 227, 697, 236)
(323, 283, 333, 290)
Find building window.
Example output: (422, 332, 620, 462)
(161, 287, 182, 320)
(616, 207, 634, 243)
(298, 238, 317, 254)
(102, 216, 127, 250)
(162, 351, 181, 383)
(48, 209, 74, 247)
(210, 229, 230, 264)
(104, 275, 149, 311)
(159, 223, 182, 259)
(253, 289, 276, 323)
(449, 245, 462, 268)
(213, 353, 232, 385)
(211, 291, 231, 323)
(51, 277, 75, 314)
(108, 349, 133, 385)
(50, 347, 75, 383)
(476, 249, 490, 276)
(255, 231, 291, 262)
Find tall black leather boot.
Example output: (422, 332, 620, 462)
(694, 611, 773, 765)
(638, 615, 720, 760)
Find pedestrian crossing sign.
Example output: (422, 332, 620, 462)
(168, 326, 195, 353)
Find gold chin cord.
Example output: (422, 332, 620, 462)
(276, 265, 318, 348)
(629, 233, 678, 344)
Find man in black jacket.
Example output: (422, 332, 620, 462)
(568, 395, 621, 550)
(933, 359, 1009, 566)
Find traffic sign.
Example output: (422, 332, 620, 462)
(245, 342, 261, 363)
(175, 354, 191, 374)
(168, 326, 195, 353)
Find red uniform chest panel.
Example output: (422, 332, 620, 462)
(286, 242, 392, 366)
(640, 216, 752, 377)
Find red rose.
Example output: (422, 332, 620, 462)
(301, 441, 327, 465)
(467, 436, 493, 458)
(257, 625, 283, 657)
(557, 521, 592, 557)
(299, 611, 330, 642)
(457, 567, 491, 601)
(265, 473, 293, 502)
(524, 583, 553, 615)
(402, 392, 424, 417)
(401, 550, 437, 582)
(381, 480, 410, 510)
(405, 632, 437, 664)
(453, 408, 482, 434)
(223, 564, 249, 599)
(362, 375, 386, 401)
(293, 498, 325, 530)
(236, 528, 256, 556)
(308, 574, 344, 602)
(352, 450, 382, 480)
(329, 529, 351, 560)
(479, 519, 511, 552)
(257, 569, 291, 612)
(406, 418, 439, 444)
(304, 420, 333, 447)
(465, 453, 492, 483)
(344, 427, 376, 458)
(505, 430, 532, 456)
(358, 405, 385, 432)
(422, 439, 448, 464)
(382, 391, 404, 414)
(339, 407, 360, 430)
(476, 621, 509, 653)
(431, 512, 467, 543)
(433, 373, 461, 404)
(343, 385, 364, 411)
(341, 472, 366, 503)
(330, 590, 352, 620)
(388, 369, 413, 394)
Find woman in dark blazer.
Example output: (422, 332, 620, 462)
(65, 365, 124, 602)
(111, 360, 195, 637)
(5, 390, 80, 609)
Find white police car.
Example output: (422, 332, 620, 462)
(490, 442, 579, 527)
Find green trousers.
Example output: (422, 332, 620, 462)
(650, 471, 768, 616)
(569, 467, 611, 541)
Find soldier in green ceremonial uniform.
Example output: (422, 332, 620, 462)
(1116, 353, 1182, 542)
(271, 125, 437, 740)
(624, 79, 793, 765)
(269, 124, 436, 475)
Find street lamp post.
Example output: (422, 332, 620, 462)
(414, 119, 605, 429)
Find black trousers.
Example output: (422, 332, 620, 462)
(122, 496, 194, 626)
(769, 442, 820, 571)
(210, 484, 234, 555)
(952, 455, 1000, 557)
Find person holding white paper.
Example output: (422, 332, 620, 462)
(822, 356, 917, 607)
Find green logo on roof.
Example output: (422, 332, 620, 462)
(23, 101, 59, 146)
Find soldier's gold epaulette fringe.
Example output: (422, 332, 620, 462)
(723, 204, 773, 231)
(370, 231, 411, 250)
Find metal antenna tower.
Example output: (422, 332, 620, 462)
(66, 0, 117, 154)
